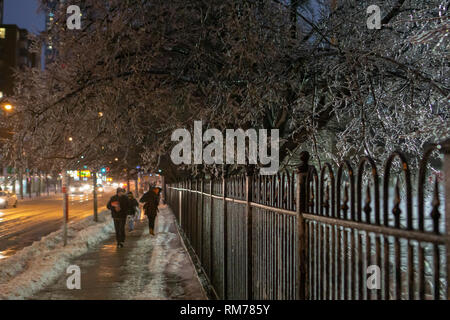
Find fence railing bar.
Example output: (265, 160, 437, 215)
(250, 202, 296, 216)
(303, 214, 446, 244)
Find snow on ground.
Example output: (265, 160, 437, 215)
(1, 205, 206, 300)
(134, 206, 206, 300)
(0, 210, 114, 300)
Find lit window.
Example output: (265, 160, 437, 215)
(0, 28, 5, 39)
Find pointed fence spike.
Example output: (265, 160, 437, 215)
(392, 178, 402, 229)
(308, 182, 315, 210)
(323, 181, 330, 207)
(364, 184, 372, 219)
(322, 180, 330, 216)
(430, 175, 441, 234)
(394, 178, 401, 206)
(341, 181, 349, 216)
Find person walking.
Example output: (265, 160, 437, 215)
(139, 185, 160, 236)
(107, 188, 129, 247)
(126, 191, 139, 232)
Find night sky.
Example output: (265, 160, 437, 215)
(3, 0, 45, 34)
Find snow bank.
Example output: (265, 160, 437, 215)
(0, 210, 114, 300)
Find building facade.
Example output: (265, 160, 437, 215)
(0, 0, 3, 25)
(0, 25, 41, 98)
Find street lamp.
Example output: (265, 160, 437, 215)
(1, 100, 14, 112)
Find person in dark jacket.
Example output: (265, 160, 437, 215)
(126, 192, 139, 232)
(139, 186, 160, 236)
(107, 188, 130, 247)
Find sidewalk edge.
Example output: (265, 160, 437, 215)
(166, 205, 216, 300)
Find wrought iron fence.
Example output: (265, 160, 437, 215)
(166, 140, 450, 300)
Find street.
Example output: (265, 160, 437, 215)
(0, 192, 114, 260)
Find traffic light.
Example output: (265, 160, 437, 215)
(101, 167, 106, 174)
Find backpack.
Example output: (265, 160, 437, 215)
(143, 191, 158, 212)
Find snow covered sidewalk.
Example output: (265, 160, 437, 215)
(31, 205, 207, 300)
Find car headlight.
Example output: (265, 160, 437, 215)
(98, 188, 103, 192)
(0, 199, 5, 203)
(70, 187, 75, 192)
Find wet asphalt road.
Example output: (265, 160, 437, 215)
(0, 191, 114, 259)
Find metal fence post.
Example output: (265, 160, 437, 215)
(19, 168, 23, 200)
(92, 170, 98, 222)
(223, 169, 228, 299)
(200, 176, 204, 265)
(246, 166, 254, 300)
(442, 139, 450, 300)
(37, 172, 41, 197)
(178, 182, 182, 225)
(210, 178, 214, 283)
(62, 172, 69, 246)
(194, 178, 198, 253)
(296, 151, 309, 300)
(188, 179, 192, 240)
(12, 169, 16, 194)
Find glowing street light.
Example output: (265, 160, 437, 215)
(1, 101, 14, 112)
(68, 137, 73, 142)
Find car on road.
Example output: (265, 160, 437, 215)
(0, 191, 18, 208)
(69, 182, 91, 195)
(96, 184, 104, 193)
